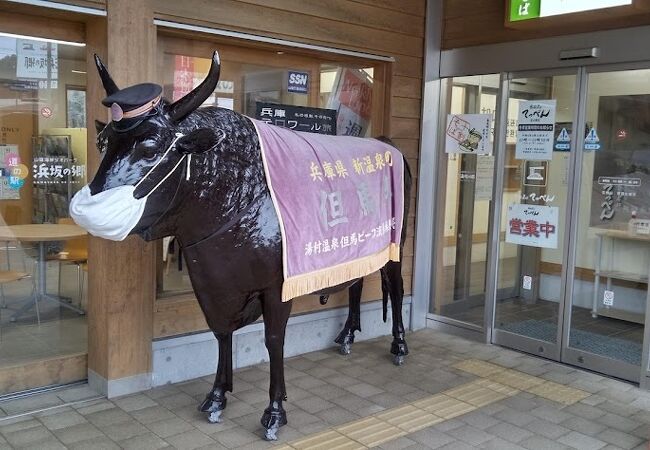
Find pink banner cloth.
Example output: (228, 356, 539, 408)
(252, 119, 404, 301)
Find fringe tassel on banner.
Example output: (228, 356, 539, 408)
(281, 244, 400, 302)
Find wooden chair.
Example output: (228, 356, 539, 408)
(49, 218, 88, 307)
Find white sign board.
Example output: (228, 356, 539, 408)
(541, 0, 631, 17)
(506, 203, 559, 249)
(475, 155, 495, 201)
(16, 39, 58, 80)
(445, 114, 493, 155)
(515, 100, 556, 161)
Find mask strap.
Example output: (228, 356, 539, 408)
(134, 132, 184, 189)
(143, 154, 188, 198)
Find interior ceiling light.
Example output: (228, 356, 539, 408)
(0, 32, 86, 47)
(71, 70, 87, 74)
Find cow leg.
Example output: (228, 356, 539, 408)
(199, 332, 232, 423)
(334, 278, 363, 355)
(382, 262, 409, 366)
(260, 292, 291, 440)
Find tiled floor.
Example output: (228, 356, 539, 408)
(1, 328, 650, 449)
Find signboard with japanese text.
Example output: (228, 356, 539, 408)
(475, 155, 495, 201)
(506, 203, 559, 249)
(515, 100, 556, 161)
(445, 114, 493, 155)
(327, 68, 372, 137)
(255, 102, 336, 135)
(287, 70, 309, 94)
(509, 0, 632, 21)
(16, 39, 58, 87)
(0, 145, 22, 199)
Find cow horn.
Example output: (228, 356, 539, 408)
(94, 54, 119, 96)
(169, 51, 221, 123)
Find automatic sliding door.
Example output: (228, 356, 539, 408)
(492, 72, 578, 359)
(563, 68, 650, 382)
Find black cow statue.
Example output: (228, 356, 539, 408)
(70, 51, 411, 441)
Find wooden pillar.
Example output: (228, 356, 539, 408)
(86, 0, 157, 397)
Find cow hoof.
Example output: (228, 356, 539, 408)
(264, 423, 280, 441)
(393, 355, 405, 366)
(207, 410, 223, 423)
(339, 342, 352, 355)
(261, 402, 287, 441)
(199, 390, 227, 416)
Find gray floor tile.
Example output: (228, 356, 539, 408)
(597, 428, 645, 449)
(486, 421, 535, 444)
(52, 422, 105, 445)
(164, 429, 216, 450)
(558, 431, 608, 450)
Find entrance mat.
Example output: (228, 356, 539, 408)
(500, 319, 642, 366)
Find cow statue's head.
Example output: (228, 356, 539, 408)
(70, 51, 224, 241)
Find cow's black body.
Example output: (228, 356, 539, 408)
(85, 52, 411, 440)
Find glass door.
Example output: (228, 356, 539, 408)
(562, 67, 650, 382)
(492, 70, 578, 360)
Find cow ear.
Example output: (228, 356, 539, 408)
(176, 128, 224, 154)
(95, 120, 107, 134)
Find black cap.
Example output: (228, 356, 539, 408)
(102, 83, 162, 126)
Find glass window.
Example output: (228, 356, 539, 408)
(0, 34, 88, 386)
(157, 39, 384, 299)
(431, 74, 499, 326)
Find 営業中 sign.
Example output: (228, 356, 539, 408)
(506, 203, 559, 249)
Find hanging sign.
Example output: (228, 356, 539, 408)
(584, 127, 601, 150)
(506, 203, 559, 249)
(515, 100, 556, 161)
(445, 114, 493, 155)
(288, 70, 309, 94)
(256, 102, 336, 135)
(509, 0, 632, 22)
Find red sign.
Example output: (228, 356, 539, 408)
(338, 69, 372, 121)
(40, 106, 52, 118)
(173, 55, 194, 102)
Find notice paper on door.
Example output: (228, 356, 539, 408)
(515, 100, 556, 161)
(506, 203, 559, 249)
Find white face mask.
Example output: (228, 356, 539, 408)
(70, 134, 189, 241)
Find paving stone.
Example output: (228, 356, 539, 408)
(290, 376, 327, 390)
(524, 418, 571, 440)
(597, 413, 643, 433)
(52, 422, 105, 445)
(130, 405, 177, 425)
(56, 385, 102, 403)
(596, 428, 645, 449)
(530, 405, 573, 424)
(3, 425, 56, 447)
(165, 429, 216, 450)
(563, 415, 608, 436)
(0, 417, 41, 434)
(344, 382, 384, 398)
(459, 410, 501, 430)
(520, 435, 572, 450)
(486, 421, 534, 444)
(481, 437, 527, 450)
(20, 440, 68, 450)
(85, 407, 133, 427)
(564, 403, 607, 420)
(144, 385, 182, 400)
(74, 399, 116, 415)
(119, 432, 169, 450)
(494, 407, 537, 427)
(436, 440, 476, 450)
(0, 393, 63, 415)
(315, 406, 359, 426)
(100, 419, 150, 442)
(213, 426, 261, 448)
(558, 431, 608, 450)
(408, 427, 456, 448)
(451, 424, 494, 446)
(146, 417, 194, 438)
(155, 392, 196, 410)
(38, 409, 87, 430)
(113, 394, 159, 412)
(68, 436, 121, 449)
(378, 435, 418, 450)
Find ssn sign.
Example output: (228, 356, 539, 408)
(288, 70, 309, 94)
